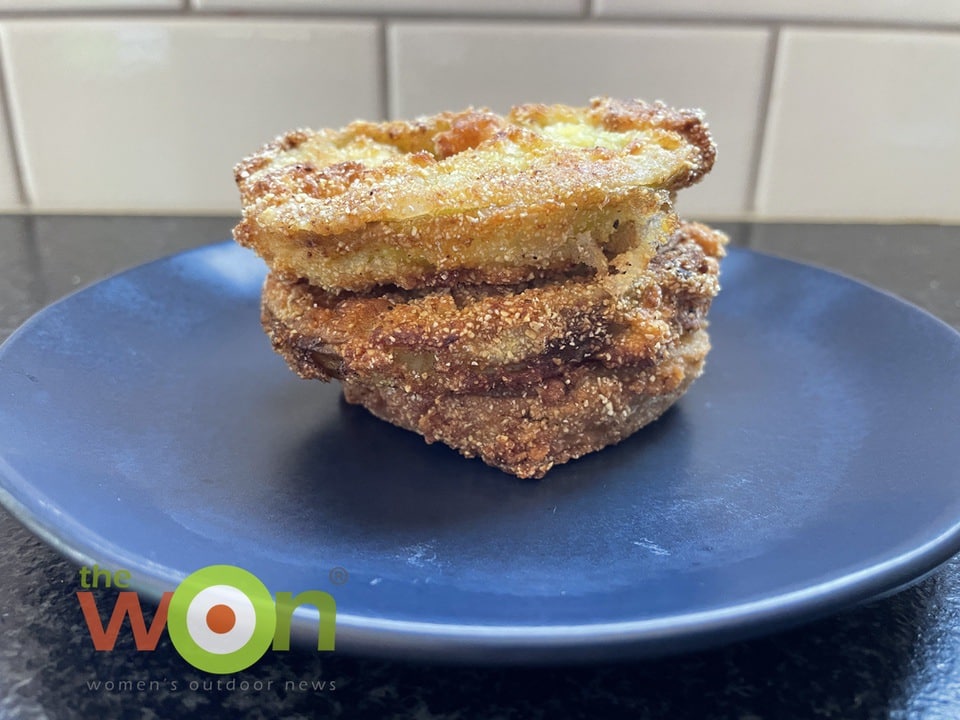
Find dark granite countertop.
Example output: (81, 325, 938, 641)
(1, 216, 959, 719)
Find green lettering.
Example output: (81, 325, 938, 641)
(272, 591, 336, 651)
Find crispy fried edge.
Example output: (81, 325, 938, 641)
(233, 97, 714, 292)
(342, 328, 711, 479)
(235, 97, 715, 196)
(261, 222, 726, 394)
(236, 192, 673, 293)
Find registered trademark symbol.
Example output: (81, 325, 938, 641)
(329, 567, 349, 585)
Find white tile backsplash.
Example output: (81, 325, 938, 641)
(756, 28, 960, 221)
(194, 0, 584, 14)
(0, 4, 956, 221)
(0, 26, 19, 209)
(1, 19, 380, 212)
(390, 22, 770, 219)
(594, 0, 960, 26)
(0, 0, 180, 9)
(0, 96, 19, 210)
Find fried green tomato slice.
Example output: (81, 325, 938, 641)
(234, 97, 715, 292)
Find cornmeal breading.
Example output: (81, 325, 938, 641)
(235, 97, 723, 478)
(234, 97, 714, 292)
(342, 329, 710, 479)
(262, 222, 725, 394)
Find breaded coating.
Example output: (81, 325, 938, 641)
(262, 222, 726, 394)
(342, 329, 711, 479)
(236, 97, 724, 478)
(234, 98, 714, 292)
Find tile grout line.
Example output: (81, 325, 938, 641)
(0, 10, 955, 32)
(0, 28, 30, 209)
(377, 19, 390, 120)
(744, 23, 780, 218)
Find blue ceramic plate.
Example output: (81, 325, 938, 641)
(1, 243, 960, 663)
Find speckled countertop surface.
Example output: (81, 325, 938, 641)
(1, 216, 959, 719)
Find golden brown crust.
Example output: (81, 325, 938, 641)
(233, 97, 714, 292)
(262, 222, 726, 394)
(238, 195, 673, 293)
(342, 329, 711, 479)
(237, 99, 723, 478)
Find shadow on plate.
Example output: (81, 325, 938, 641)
(272, 391, 691, 535)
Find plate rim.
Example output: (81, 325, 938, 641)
(2, 241, 960, 662)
